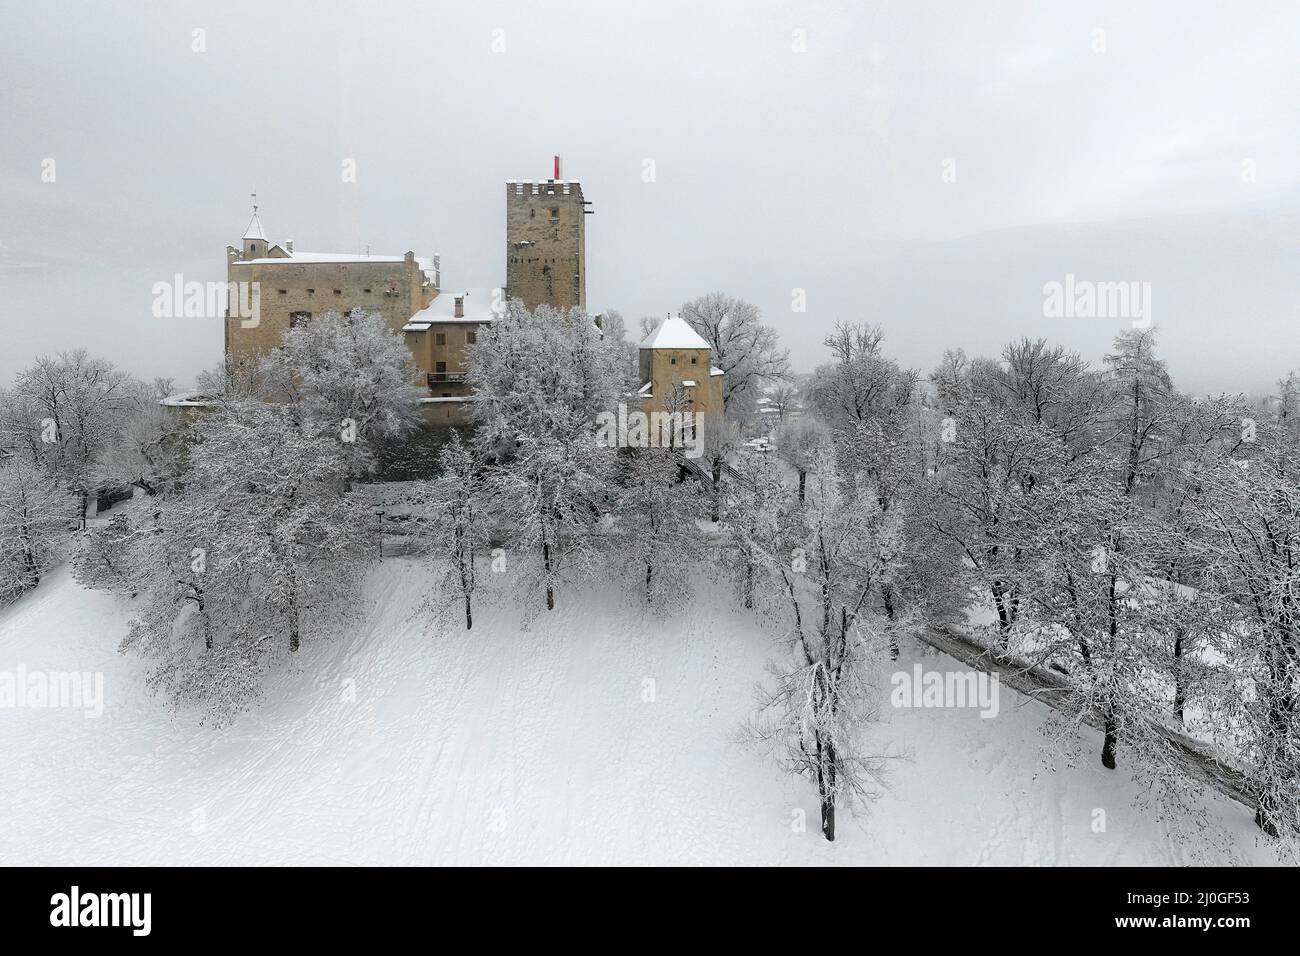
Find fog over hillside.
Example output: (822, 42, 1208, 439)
(2, 0, 1297, 391)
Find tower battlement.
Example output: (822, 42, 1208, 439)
(504, 163, 589, 312)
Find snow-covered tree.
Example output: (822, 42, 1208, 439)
(994, 337, 1103, 452)
(746, 450, 895, 841)
(679, 292, 791, 420)
(1027, 462, 1174, 771)
(807, 322, 918, 429)
(1274, 370, 1300, 440)
(2, 350, 137, 517)
(1145, 393, 1247, 724)
(468, 300, 624, 453)
(416, 430, 488, 630)
(184, 399, 375, 653)
(721, 448, 788, 610)
(697, 416, 742, 521)
(614, 447, 701, 609)
(124, 488, 274, 724)
(83, 397, 373, 722)
(0, 455, 77, 604)
(1102, 327, 1174, 498)
(832, 418, 924, 657)
(92, 378, 190, 497)
(467, 301, 624, 611)
(261, 309, 423, 475)
(71, 510, 139, 596)
(776, 417, 830, 504)
(1181, 419, 1300, 841)
(489, 432, 613, 613)
(920, 395, 1066, 648)
(765, 383, 801, 426)
(1065, 328, 1174, 767)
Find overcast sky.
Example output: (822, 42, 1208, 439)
(2, 0, 1297, 393)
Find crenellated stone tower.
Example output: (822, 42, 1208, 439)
(505, 158, 590, 312)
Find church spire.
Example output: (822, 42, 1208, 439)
(242, 193, 268, 256)
(243, 193, 268, 242)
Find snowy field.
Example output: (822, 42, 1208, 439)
(0, 560, 1282, 866)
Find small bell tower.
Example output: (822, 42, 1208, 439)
(241, 193, 269, 259)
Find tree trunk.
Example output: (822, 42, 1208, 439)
(458, 545, 474, 630)
(543, 540, 554, 611)
(645, 562, 653, 602)
(1101, 701, 1118, 769)
(820, 790, 836, 842)
(1255, 643, 1296, 835)
(882, 584, 899, 660)
(1172, 628, 1185, 724)
(816, 735, 837, 842)
(1100, 572, 1120, 767)
(288, 565, 300, 652)
(198, 594, 212, 651)
(798, 469, 806, 503)
(992, 584, 1013, 650)
(711, 462, 722, 521)
(1255, 793, 1280, 837)
(21, 528, 40, 590)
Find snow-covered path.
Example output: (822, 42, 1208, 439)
(0, 562, 1281, 865)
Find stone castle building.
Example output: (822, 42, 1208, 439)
(504, 178, 588, 312)
(221, 164, 723, 427)
(224, 208, 438, 365)
(636, 315, 725, 419)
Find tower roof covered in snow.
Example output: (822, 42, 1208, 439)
(639, 314, 710, 351)
(242, 208, 269, 242)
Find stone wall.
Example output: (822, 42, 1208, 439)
(504, 180, 586, 312)
(225, 255, 433, 364)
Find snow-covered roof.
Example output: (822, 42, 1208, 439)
(639, 315, 711, 351)
(681, 379, 697, 387)
(240, 251, 408, 265)
(419, 396, 470, 404)
(405, 288, 497, 326)
(235, 249, 442, 287)
(242, 209, 269, 242)
(159, 390, 217, 408)
(710, 367, 725, 377)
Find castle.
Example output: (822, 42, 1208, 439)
(223, 162, 723, 427)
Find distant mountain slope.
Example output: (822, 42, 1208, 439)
(755, 210, 1300, 396)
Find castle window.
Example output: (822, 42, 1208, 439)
(363, 288, 372, 294)
(466, 330, 477, 344)
(671, 357, 677, 365)
(278, 289, 287, 295)
(691, 356, 698, 365)
(289, 311, 311, 327)
(306, 288, 315, 295)
(333, 289, 342, 295)
(549, 207, 559, 222)
(435, 333, 446, 346)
